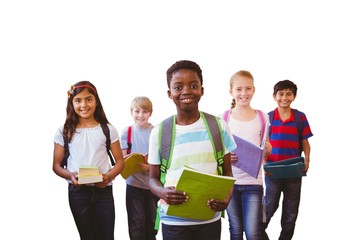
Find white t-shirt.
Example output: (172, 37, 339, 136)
(226, 111, 270, 185)
(54, 124, 119, 184)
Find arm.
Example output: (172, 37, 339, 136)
(302, 139, 311, 173)
(97, 140, 125, 188)
(207, 152, 234, 212)
(148, 164, 187, 205)
(52, 143, 78, 184)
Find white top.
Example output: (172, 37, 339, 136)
(54, 124, 119, 185)
(227, 111, 269, 185)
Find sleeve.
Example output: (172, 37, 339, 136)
(147, 125, 161, 165)
(108, 124, 120, 144)
(53, 127, 64, 146)
(218, 118, 237, 154)
(300, 112, 313, 140)
(119, 126, 129, 149)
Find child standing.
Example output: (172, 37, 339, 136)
(120, 96, 159, 240)
(147, 60, 237, 240)
(52, 81, 125, 240)
(223, 70, 272, 240)
(262, 80, 313, 240)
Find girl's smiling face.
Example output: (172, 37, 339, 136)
(230, 75, 255, 108)
(72, 88, 97, 120)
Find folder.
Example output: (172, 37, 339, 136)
(166, 166, 236, 220)
(232, 122, 269, 178)
(263, 157, 306, 179)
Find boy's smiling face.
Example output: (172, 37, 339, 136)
(273, 88, 296, 108)
(167, 69, 203, 113)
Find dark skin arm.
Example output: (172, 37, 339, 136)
(149, 164, 188, 205)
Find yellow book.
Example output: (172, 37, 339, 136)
(77, 165, 103, 184)
(121, 153, 147, 179)
(166, 166, 236, 220)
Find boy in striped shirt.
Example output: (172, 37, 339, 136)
(262, 80, 313, 240)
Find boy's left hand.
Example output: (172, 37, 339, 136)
(207, 198, 229, 212)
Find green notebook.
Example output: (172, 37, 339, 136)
(166, 166, 236, 220)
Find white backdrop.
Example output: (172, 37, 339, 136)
(1, 1, 358, 239)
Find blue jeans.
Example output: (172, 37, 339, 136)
(68, 184, 115, 240)
(162, 219, 221, 240)
(226, 185, 263, 240)
(126, 184, 159, 240)
(262, 177, 302, 240)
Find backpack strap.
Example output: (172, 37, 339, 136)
(61, 136, 69, 168)
(202, 112, 224, 175)
(100, 123, 115, 166)
(155, 115, 175, 231)
(268, 110, 274, 136)
(159, 115, 176, 186)
(256, 110, 266, 142)
(293, 109, 304, 154)
(223, 109, 231, 122)
(126, 126, 132, 154)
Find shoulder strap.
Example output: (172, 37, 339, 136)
(223, 110, 230, 122)
(256, 110, 266, 141)
(159, 115, 176, 186)
(293, 109, 304, 153)
(100, 123, 115, 166)
(126, 126, 132, 154)
(61, 136, 69, 168)
(202, 112, 224, 175)
(268, 110, 274, 136)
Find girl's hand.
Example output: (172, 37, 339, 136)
(158, 186, 188, 205)
(264, 141, 272, 158)
(70, 172, 78, 185)
(230, 152, 238, 163)
(95, 174, 111, 188)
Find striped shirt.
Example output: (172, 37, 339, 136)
(267, 108, 313, 162)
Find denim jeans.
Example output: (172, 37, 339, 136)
(68, 184, 115, 240)
(162, 219, 221, 240)
(226, 184, 263, 240)
(126, 184, 159, 240)
(262, 177, 302, 240)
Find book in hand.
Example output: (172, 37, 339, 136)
(263, 157, 306, 179)
(77, 165, 103, 184)
(166, 166, 236, 221)
(232, 123, 269, 178)
(121, 153, 147, 179)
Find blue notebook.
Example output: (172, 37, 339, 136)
(263, 157, 306, 179)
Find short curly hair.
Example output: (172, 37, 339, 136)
(166, 60, 203, 88)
